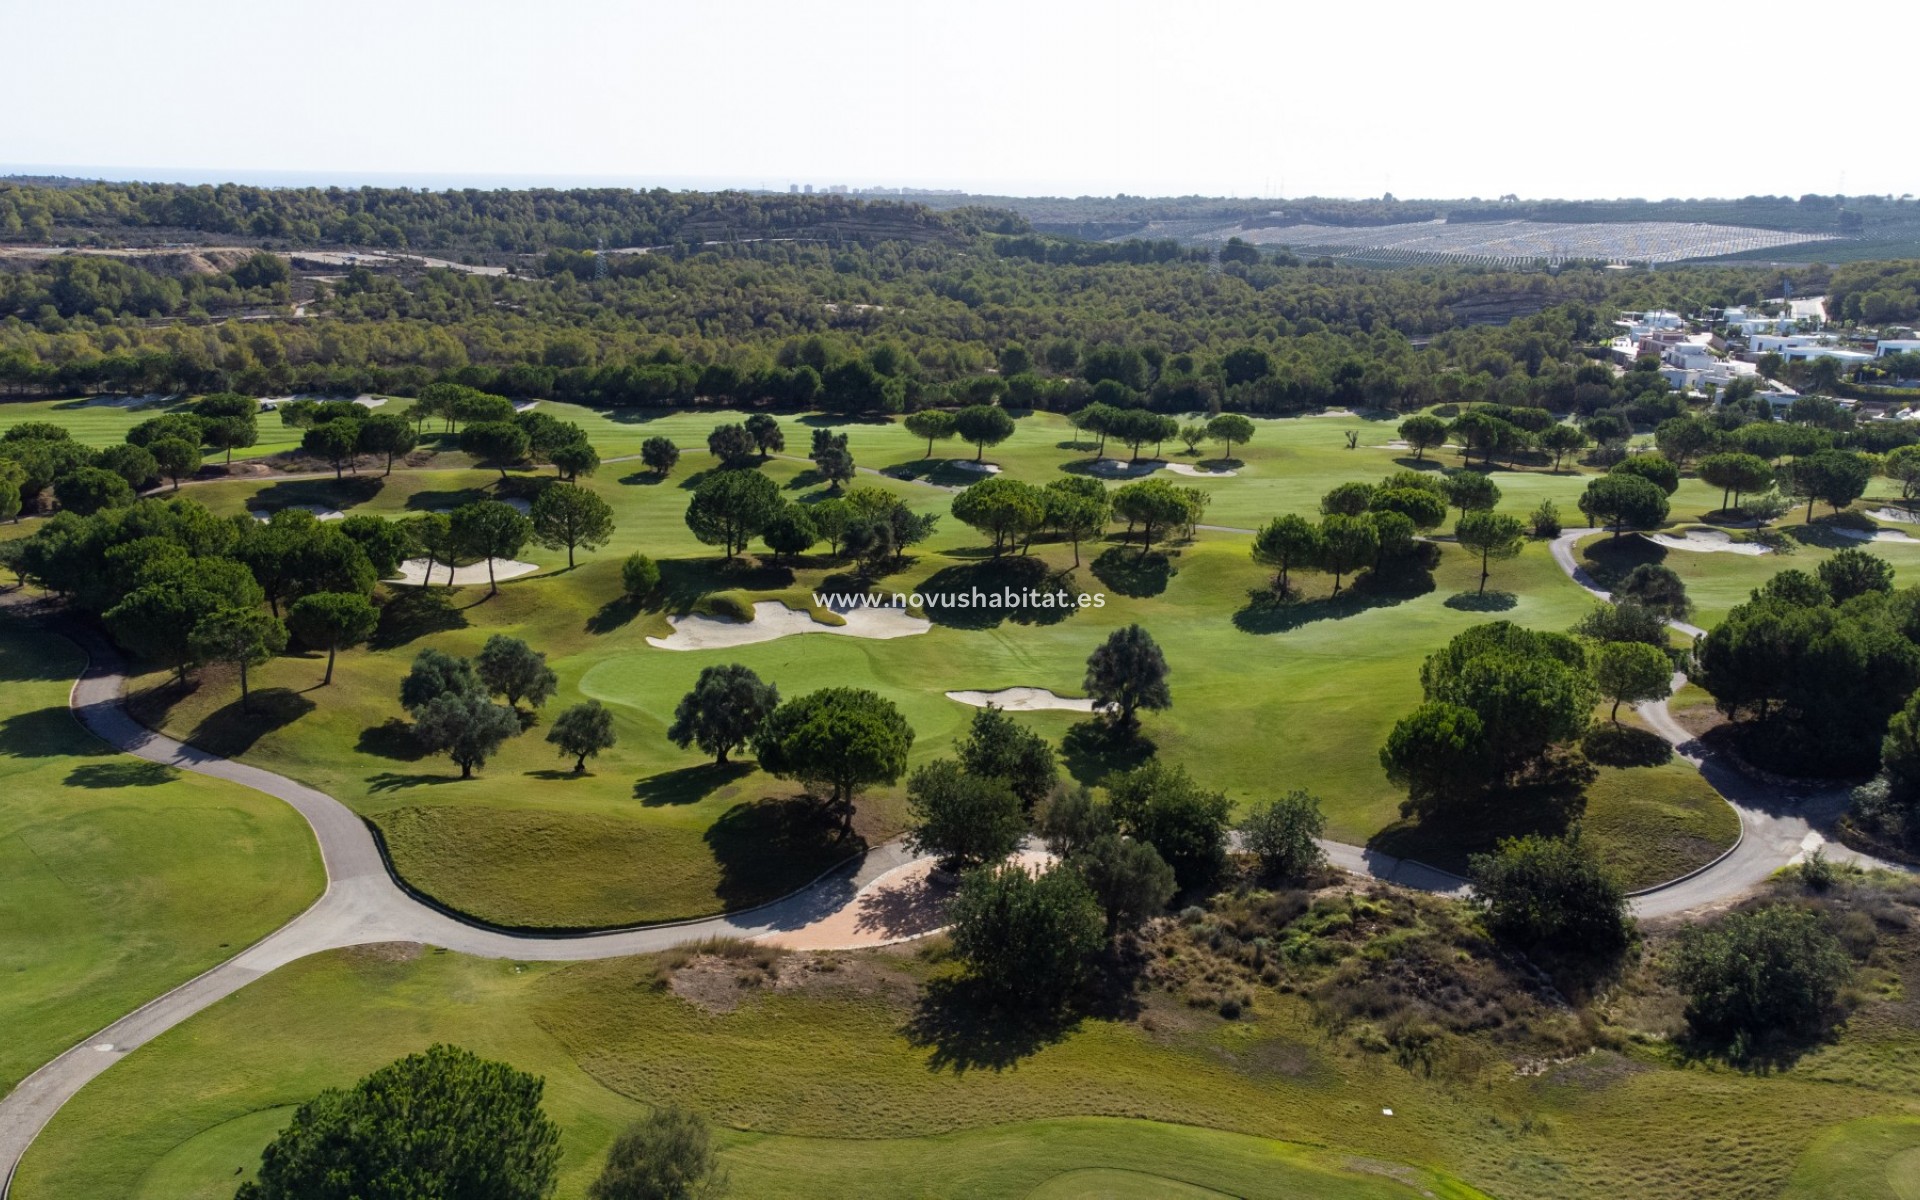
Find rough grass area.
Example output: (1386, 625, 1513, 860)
(20, 873, 1920, 1200)
(1583, 759, 1739, 889)
(0, 617, 322, 1093)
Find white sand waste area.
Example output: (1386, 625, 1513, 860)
(647, 600, 930, 651)
(387, 558, 540, 586)
(1643, 530, 1771, 555)
(761, 848, 1054, 950)
(250, 504, 345, 522)
(1161, 462, 1239, 478)
(945, 687, 1110, 713)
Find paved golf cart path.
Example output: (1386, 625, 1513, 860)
(0, 524, 1910, 1190)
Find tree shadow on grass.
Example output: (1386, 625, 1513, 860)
(372, 588, 468, 650)
(1232, 568, 1434, 634)
(1391, 457, 1447, 472)
(655, 558, 794, 613)
(177, 687, 315, 759)
(903, 974, 1081, 1074)
(252, 476, 383, 513)
(366, 769, 464, 793)
(915, 557, 1080, 629)
(1579, 535, 1666, 591)
(1090, 546, 1173, 598)
(356, 718, 426, 762)
(1785, 520, 1873, 551)
(704, 794, 862, 909)
(616, 469, 669, 486)
(634, 760, 754, 807)
(65, 760, 179, 787)
(400, 486, 491, 513)
(585, 594, 646, 635)
(1367, 762, 1595, 876)
(1060, 720, 1156, 787)
(0, 706, 86, 758)
(1581, 724, 1674, 767)
(1445, 590, 1518, 612)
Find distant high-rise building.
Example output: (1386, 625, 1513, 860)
(789, 184, 799, 193)
(803, 184, 814, 194)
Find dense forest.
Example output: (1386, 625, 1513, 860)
(0, 182, 1912, 415)
(0, 234, 1839, 409)
(0, 181, 1005, 255)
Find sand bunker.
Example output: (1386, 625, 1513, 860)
(761, 847, 1054, 950)
(386, 558, 540, 587)
(945, 687, 1110, 713)
(352, 396, 388, 409)
(1869, 508, 1919, 525)
(951, 460, 1002, 474)
(1089, 458, 1158, 478)
(1161, 462, 1239, 478)
(513, 400, 540, 413)
(647, 600, 930, 651)
(250, 504, 345, 522)
(1643, 530, 1771, 555)
(1838, 527, 1919, 544)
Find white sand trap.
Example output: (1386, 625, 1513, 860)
(513, 400, 540, 413)
(1375, 439, 1412, 450)
(951, 460, 1001, 474)
(1308, 408, 1358, 418)
(1089, 457, 1158, 478)
(1643, 530, 1771, 555)
(352, 395, 388, 409)
(1161, 462, 1239, 478)
(250, 504, 345, 522)
(386, 558, 540, 586)
(945, 687, 1110, 713)
(1837, 527, 1919, 544)
(1869, 507, 1919, 525)
(647, 600, 930, 651)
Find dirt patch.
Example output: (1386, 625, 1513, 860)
(667, 952, 780, 1014)
(341, 941, 424, 964)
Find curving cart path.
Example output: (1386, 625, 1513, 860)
(0, 526, 1911, 1190)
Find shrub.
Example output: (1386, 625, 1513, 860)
(622, 552, 661, 598)
(1469, 832, 1633, 962)
(1670, 904, 1850, 1056)
(1238, 789, 1326, 882)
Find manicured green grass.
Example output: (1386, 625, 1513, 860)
(110, 407, 1762, 926)
(0, 617, 323, 1094)
(0, 395, 306, 458)
(18, 938, 1920, 1200)
(1780, 1117, 1920, 1200)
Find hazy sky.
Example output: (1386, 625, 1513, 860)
(7, 0, 1910, 199)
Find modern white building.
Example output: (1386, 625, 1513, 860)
(1751, 333, 1832, 354)
(1779, 345, 1874, 366)
(1877, 339, 1920, 358)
